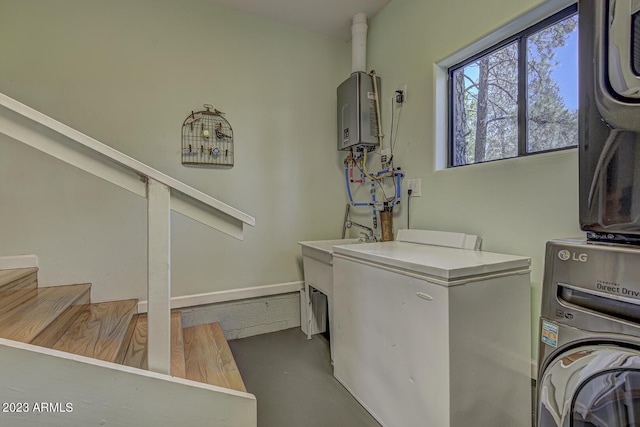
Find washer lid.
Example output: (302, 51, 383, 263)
(332, 241, 530, 280)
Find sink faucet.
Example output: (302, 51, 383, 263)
(345, 220, 376, 242)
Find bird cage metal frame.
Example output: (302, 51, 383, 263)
(181, 104, 234, 167)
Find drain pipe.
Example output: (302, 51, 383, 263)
(341, 204, 350, 239)
(351, 13, 368, 73)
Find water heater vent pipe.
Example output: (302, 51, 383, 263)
(351, 13, 368, 73)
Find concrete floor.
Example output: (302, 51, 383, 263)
(229, 327, 539, 427)
(227, 328, 380, 427)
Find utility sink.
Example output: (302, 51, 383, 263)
(298, 239, 362, 348)
(298, 239, 362, 274)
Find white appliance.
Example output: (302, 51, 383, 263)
(332, 230, 532, 427)
(298, 238, 362, 363)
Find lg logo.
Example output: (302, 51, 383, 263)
(558, 250, 588, 262)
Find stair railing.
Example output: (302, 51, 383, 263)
(0, 93, 255, 375)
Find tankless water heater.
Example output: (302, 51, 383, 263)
(337, 71, 381, 151)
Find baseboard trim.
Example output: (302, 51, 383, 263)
(0, 255, 38, 270)
(137, 281, 304, 313)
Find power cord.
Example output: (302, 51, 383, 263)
(407, 188, 412, 229)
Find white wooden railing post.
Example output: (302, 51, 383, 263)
(146, 178, 171, 375)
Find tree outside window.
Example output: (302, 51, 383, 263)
(449, 5, 578, 167)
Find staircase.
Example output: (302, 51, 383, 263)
(0, 94, 256, 425)
(0, 266, 247, 392)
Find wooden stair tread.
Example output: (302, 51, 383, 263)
(0, 284, 91, 343)
(183, 322, 246, 392)
(31, 303, 90, 348)
(122, 314, 147, 370)
(117, 308, 139, 364)
(170, 312, 186, 378)
(0, 267, 38, 292)
(52, 299, 138, 363)
(0, 288, 38, 315)
(122, 312, 187, 378)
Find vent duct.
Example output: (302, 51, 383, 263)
(351, 13, 368, 73)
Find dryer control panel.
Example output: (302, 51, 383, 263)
(542, 239, 640, 331)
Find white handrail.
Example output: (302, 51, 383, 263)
(0, 92, 255, 375)
(0, 93, 255, 230)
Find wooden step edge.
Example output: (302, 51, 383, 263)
(121, 311, 186, 376)
(122, 314, 148, 370)
(28, 284, 91, 349)
(0, 288, 38, 315)
(171, 311, 186, 379)
(183, 322, 247, 392)
(30, 303, 89, 348)
(0, 283, 92, 344)
(60, 283, 91, 306)
(52, 299, 138, 363)
(40, 282, 91, 308)
(0, 267, 38, 292)
(116, 311, 141, 365)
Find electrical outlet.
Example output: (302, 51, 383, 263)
(407, 178, 421, 197)
(395, 84, 407, 104)
(380, 148, 391, 163)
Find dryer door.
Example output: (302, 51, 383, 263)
(538, 345, 640, 426)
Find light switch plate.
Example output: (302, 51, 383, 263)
(407, 178, 421, 197)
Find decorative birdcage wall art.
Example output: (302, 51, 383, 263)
(181, 104, 234, 167)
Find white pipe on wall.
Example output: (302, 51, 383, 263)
(351, 13, 368, 73)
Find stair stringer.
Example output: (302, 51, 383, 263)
(0, 338, 257, 427)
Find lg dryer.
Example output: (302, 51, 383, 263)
(538, 240, 640, 426)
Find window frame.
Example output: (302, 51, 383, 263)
(447, 3, 578, 168)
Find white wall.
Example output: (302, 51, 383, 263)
(365, 0, 581, 359)
(0, 0, 581, 361)
(0, 0, 351, 302)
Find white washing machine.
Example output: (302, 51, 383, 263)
(332, 229, 532, 427)
(538, 240, 640, 427)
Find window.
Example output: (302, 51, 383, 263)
(448, 5, 578, 167)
